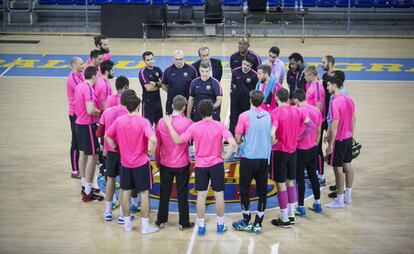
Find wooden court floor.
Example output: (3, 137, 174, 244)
(0, 35, 413, 254)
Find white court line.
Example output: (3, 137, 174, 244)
(270, 242, 280, 254)
(186, 224, 198, 254)
(0, 57, 21, 77)
(248, 237, 255, 254)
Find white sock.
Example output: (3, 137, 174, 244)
(217, 216, 224, 225)
(314, 199, 321, 205)
(119, 206, 124, 217)
(346, 188, 352, 195)
(337, 194, 344, 203)
(257, 211, 264, 218)
(81, 177, 86, 187)
(242, 210, 250, 215)
(288, 203, 295, 217)
(281, 208, 288, 221)
(105, 201, 112, 213)
(197, 218, 205, 227)
(141, 217, 149, 229)
(85, 182, 92, 195)
(124, 216, 131, 224)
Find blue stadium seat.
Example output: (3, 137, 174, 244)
(373, 0, 392, 6)
(76, 0, 95, 4)
(168, 0, 186, 5)
(392, 0, 412, 7)
(152, 0, 167, 4)
(336, 0, 354, 7)
(56, 0, 76, 4)
(303, 0, 316, 6)
(130, 0, 149, 3)
(317, 0, 335, 6)
(354, 0, 373, 7)
(186, 0, 205, 5)
(268, 0, 278, 6)
(223, 0, 243, 6)
(94, 0, 111, 4)
(39, 0, 57, 4)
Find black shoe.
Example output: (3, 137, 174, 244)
(179, 222, 195, 231)
(329, 185, 337, 191)
(328, 191, 337, 198)
(271, 218, 292, 228)
(155, 220, 166, 229)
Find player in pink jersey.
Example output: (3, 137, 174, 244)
(164, 99, 238, 237)
(74, 66, 104, 202)
(270, 88, 314, 228)
(304, 65, 327, 187)
(105, 94, 159, 234)
(106, 76, 129, 108)
(155, 95, 194, 231)
(67, 57, 84, 179)
(97, 90, 136, 222)
(255, 64, 282, 113)
(94, 60, 114, 111)
(324, 75, 356, 209)
(84, 49, 103, 77)
(94, 35, 111, 61)
(292, 89, 323, 216)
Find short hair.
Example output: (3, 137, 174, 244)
(120, 89, 136, 106)
(288, 52, 304, 63)
(100, 60, 114, 75)
(269, 46, 280, 57)
(243, 55, 255, 65)
(198, 46, 210, 56)
(304, 65, 318, 76)
(197, 99, 214, 117)
(142, 51, 153, 60)
(71, 57, 82, 67)
(172, 95, 187, 111)
(90, 49, 103, 59)
(84, 66, 97, 80)
(94, 35, 107, 47)
(292, 88, 306, 102)
(276, 87, 289, 103)
(326, 75, 344, 89)
(115, 76, 129, 91)
(250, 90, 264, 107)
(126, 95, 141, 113)
(332, 70, 345, 84)
(258, 64, 271, 76)
(325, 55, 335, 66)
(200, 61, 211, 70)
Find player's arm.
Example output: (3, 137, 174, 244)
(316, 125, 321, 144)
(222, 137, 237, 161)
(299, 117, 315, 140)
(214, 96, 222, 109)
(105, 135, 117, 150)
(101, 100, 108, 111)
(148, 135, 157, 157)
(235, 133, 243, 144)
(327, 120, 338, 154)
(271, 126, 277, 145)
(186, 96, 194, 119)
(315, 101, 323, 112)
(86, 101, 100, 116)
(144, 82, 160, 92)
(164, 115, 184, 144)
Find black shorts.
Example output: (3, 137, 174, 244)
(195, 162, 225, 192)
(106, 151, 120, 177)
(329, 137, 353, 167)
(239, 158, 268, 197)
(120, 163, 153, 191)
(297, 146, 317, 172)
(76, 123, 100, 156)
(142, 97, 163, 126)
(270, 151, 297, 183)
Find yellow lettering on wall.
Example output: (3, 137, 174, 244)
(114, 61, 144, 69)
(0, 59, 6, 65)
(366, 63, 403, 72)
(1, 59, 40, 68)
(405, 67, 414, 72)
(334, 63, 365, 72)
(37, 60, 69, 68)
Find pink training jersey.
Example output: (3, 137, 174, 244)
(297, 104, 322, 150)
(330, 93, 355, 141)
(271, 104, 307, 153)
(103, 53, 111, 61)
(94, 76, 113, 111)
(180, 119, 233, 168)
(306, 81, 325, 119)
(235, 107, 267, 134)
(155, 115, 193, 168)
(66, 71, 84, 116)
(99, 105, 128, 152)
(74, 81, 99, 125)
(106, 94, 121, 108)
(84, 60, 102, 77)
(259, 82, 282, 113)
(106, 114, 155, 168)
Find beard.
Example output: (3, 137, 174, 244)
(108, 73, 114, 79)
(100, 48, 110, 54)
(323, 65, 329, 71)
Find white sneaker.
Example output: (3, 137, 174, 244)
(124, 221, 132, 232)
(104, 212, 113, 221)
(344, 191, 352, 204)
(324, 199, 345, 209)
(142, 225, 159, 235)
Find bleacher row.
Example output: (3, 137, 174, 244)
(37, 0, 413, 8)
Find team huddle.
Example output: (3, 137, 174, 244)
(66, 36, 360, 236)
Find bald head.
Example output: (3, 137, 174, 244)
(174, 50, 185, 68)
(71, 57, 84, 73)
(239, 38, 250, 54)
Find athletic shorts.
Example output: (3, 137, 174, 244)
(105, 151, 120, 177)
(329, 137, 353, 167)
(142, 97, 163, 126)
(120, 162, 153, 191)
(76, 123, 99, 156)
(195, 162, 225, 192)
(270, 151, 297, 183)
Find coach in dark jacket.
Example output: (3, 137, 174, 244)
(192, 46, 223, 82)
